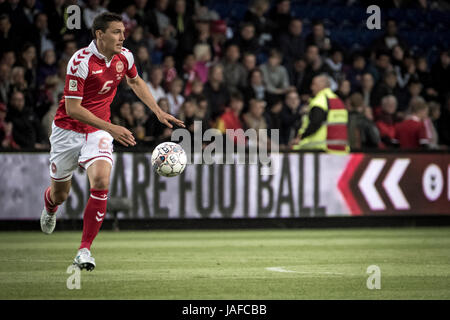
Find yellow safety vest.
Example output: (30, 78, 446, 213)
(293, 88, 349, 154)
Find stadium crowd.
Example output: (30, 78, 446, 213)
(0, 0, 449, 152)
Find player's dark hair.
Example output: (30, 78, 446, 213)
(91, 12, 123, 39)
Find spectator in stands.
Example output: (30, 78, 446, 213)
(193, 43, 211, 84)
(147, 97, 173, 145)
(181, 53, 197, 96)
(0, 63, 11, 104)
(27, 12, 54, 57)
(145, 0, 173, 39)
(416, 56, 438, 101)
(280, 89, 304, 146)
(431, 50, 450, 101)
(243, 99, 267, 130)
(268, 0, 292, 36)
(222, 43, 247, 92)
(37, 49, 57, 88)
(83, 0, 107, 30)
(134, 45, 152, 82)
(372, 19, 407, 52)
(436, 94, 450, 147)
(112, 102, 134, 131)
(203, 64, 230, 121)
(35, 74, 57, 120)
(375, 95, 399, 148)
(216, 92, 245, 141)
(370, 50, 392, 84)
(260, 49, 292, 101)
(1, 50, 16, 69)
(124, 25, 149, 56)
(243, 68, 267, 108)
(210, 19, 227, 63)
(425, 101, 440, 150)
(131, 101, 152, 145)
(300, 45, 327, 95)
(392, 46, 417, 89)
(121, 3, 138, 38)
(178, 97, 198, 134)
(44, 0, 68, 47)
(305, 20, 332, 56)
(167, 77, 185, 116)
(0, 102, 19, 150)
(0, 14, 22, 56)
(289, 57, 307, 94)
(188, 79, 204, 102)
(6, 90, 45, 149)
(336, 79, 352, 105)
(324, 48, 345, 87)
(345, 53, 367, 92)
(347, 92, 380, 150)
(195, 94, 210, 130)
(9, 66, 33, 106)
(243, 0, 273, 39)
(242, 52, 257, 76)
(162, 55, 177, 90)
(243, 98, 269, 148)
(278, 18, 305, 69)
(60, 40, 78, 62)
(265, 98, 283, 133)
(17, 43, 37, 90)
(395, 97, 430, 149)
(400, 79, 423, 114)
(234, 23, 261, 58)
(170, 0, 195, 62)
(146, 66, 166, 104)
(372, 71, 403, 110)
(359, 72, 376, 108)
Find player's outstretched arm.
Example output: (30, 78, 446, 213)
(126, 75, 185, 129)
(65, 98, 136, 147)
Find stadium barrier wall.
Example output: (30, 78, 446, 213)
(0, 152, 449, 220)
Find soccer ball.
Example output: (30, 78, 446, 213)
(151, 142, 187, 177)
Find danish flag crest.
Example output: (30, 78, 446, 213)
(70, 49, 89, 74)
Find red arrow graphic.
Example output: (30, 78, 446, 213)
(338, 153, 364, 215)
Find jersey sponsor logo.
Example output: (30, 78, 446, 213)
(92, 69, 103, 74)
(69, 79, 78, 91)
(116, 61, 124, 73)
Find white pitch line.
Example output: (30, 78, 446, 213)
(266, 266, 344, 275)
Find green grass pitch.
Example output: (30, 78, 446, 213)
(0, 228, 449, 299)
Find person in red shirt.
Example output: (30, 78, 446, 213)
(395, 97, 430, 149)
(375, 95, 398, 148)
(40, 12, 184, 271)
(216, 91, 246, 145)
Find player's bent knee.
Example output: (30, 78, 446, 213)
(52, 190, 69, 205)
(91, 176, 110, 190)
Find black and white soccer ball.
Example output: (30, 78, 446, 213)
(151, 142, 187, 177)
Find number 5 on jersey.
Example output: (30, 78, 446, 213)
(98, 80, 113, 95)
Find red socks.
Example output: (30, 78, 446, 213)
(44, 187, 58, 214)
(79, 189, 108, 250)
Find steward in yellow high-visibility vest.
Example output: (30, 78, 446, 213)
(292, 75, 349, 154)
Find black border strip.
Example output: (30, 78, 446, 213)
(1, 215, 450, 231)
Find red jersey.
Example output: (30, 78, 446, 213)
(55, 40, 138, 133)
(394, 116, 429, 149)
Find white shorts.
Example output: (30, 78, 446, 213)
(49, 122, 114, 182)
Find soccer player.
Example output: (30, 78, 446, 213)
(40, 12, 184, 271)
